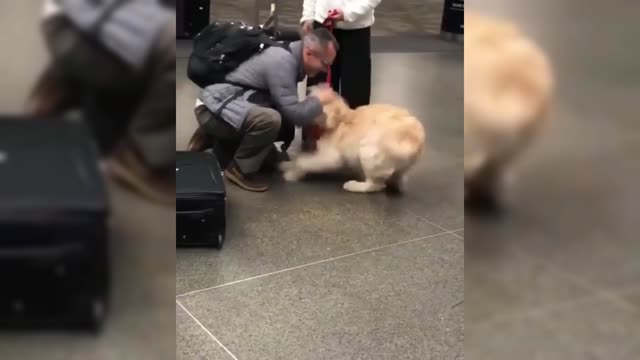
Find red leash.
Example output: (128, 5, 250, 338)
(324, 20, 334, 86)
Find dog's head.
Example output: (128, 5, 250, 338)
(311, 89, 351, 130)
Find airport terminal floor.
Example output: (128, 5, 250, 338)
(175, 4, 464, 359)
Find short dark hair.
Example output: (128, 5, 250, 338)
(303, 27, 339, 52)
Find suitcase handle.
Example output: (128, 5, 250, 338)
(0, 242, 83, 260)
(176, 208, 217, 220)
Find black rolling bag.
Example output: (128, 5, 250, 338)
(0, 118, 109, 331)
(176, 151, 226, 249)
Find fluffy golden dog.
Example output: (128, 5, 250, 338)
(281, 92, 426, 193)
(465, 12, 554, 208)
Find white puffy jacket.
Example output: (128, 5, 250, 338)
(300, 0, 382, 30)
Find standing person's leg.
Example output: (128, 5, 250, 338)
(224, 106, 282, 192)
(337, 27, 372, 108)
(329, 29, 343, 94)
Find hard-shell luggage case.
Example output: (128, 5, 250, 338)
(0, 118, 110, 331)
(176, 151, 226, 249)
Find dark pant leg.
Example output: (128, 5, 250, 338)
(329, 28, 343, 93)
(337, 27, 371, 108)
(277, 119, 296, 152)
(194, 105, 239, 169)
(124, 17, 177, 171)
(234, 107, 282, 174)
(196, 105, 282, 174)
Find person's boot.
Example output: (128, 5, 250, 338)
(186, 125, 213, 152)
(224, 162, 269, 192)
(105, 145, 175, 206)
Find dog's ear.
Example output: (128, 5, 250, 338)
(322, 97, 347, 129)
(332, 97, 350, 121)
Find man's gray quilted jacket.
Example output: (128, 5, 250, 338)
(198, 40, 323, 129)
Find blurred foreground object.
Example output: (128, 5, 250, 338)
(26, 0, 176, 205)
(464, 12, 554, 212)
(0, 118, 109, 332)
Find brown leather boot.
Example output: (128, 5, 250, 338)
(224, 163, 269, 192)
(186, 126, 213, 152)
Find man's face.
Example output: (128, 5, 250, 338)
(303, 43, 336, 77)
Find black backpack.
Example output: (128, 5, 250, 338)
(187, 22, 290, 88)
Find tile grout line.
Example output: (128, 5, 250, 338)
(177, 229, 462, 298)
(177, 300, 240, 360)
(405, 208, 464, 240)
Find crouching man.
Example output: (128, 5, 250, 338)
(188, 28, 338, 192)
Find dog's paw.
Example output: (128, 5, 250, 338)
(343, 180, 363, 192)
(344, 180, 386, 193)
(283, 170, 303, 182)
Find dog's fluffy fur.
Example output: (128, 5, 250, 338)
(465, 13, 554, 207)
(281, 92, 426, 193)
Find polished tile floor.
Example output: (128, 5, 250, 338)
(176, 45, 464, 358)
(465, 1, 640, 359)
(0, 3, 176, 360)
(210, 0, 446, 36)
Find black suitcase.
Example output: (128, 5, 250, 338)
(176, 151, 226, 248)
(0, 118, 109, 331)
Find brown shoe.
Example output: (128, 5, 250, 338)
(105, 146, 175, 206)
(186, 126, 213, 152)
(224, 163, 268, 192)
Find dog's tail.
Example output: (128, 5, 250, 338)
(385, 118, 426, 162)
(465, 36, 554, 136)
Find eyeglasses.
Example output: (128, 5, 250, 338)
(309, 49, 333, 69)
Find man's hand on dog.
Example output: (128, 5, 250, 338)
(312, 84, 337, 104)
